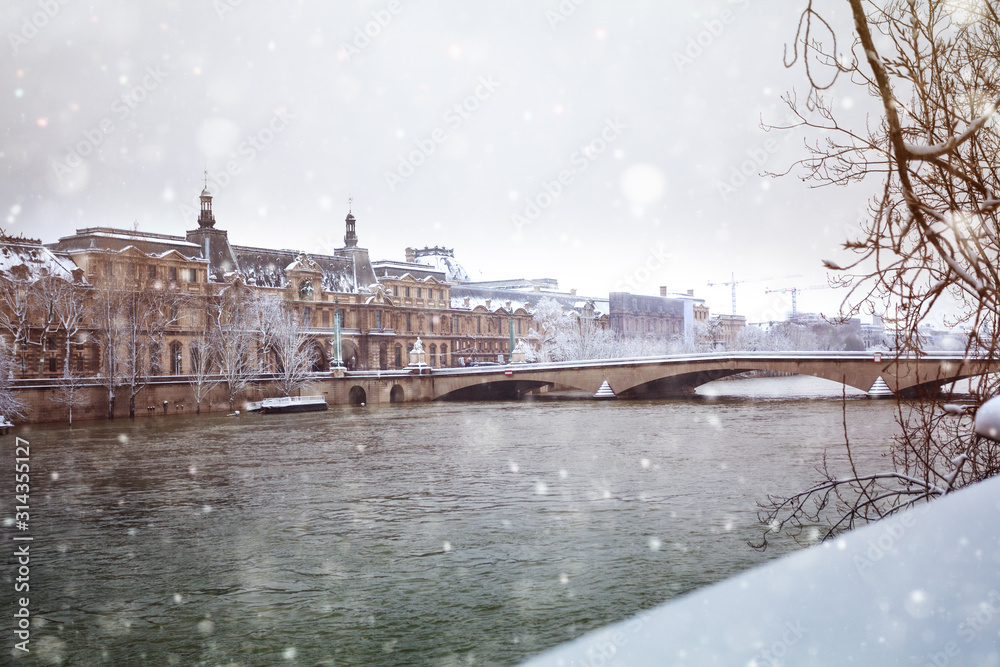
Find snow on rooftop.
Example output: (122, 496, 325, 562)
(414, 251, 470, 282)
(0, 242, 78, 282)
(60, 230, 201, 248)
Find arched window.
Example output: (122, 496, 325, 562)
(429, 344, 437, 367)
(170, 341, 183, 374)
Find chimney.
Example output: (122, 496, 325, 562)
(660, 286, 667, 297)
(405, 247, 416, 263)
(463, 297, 470, 308)
(687, 289, 694, 296)
(533, 285, 540, 292)
(505, 300, 511, 310)
(570, 288, 577, 296)
(485, 299, 491, 310)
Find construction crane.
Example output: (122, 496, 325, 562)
(764, 284, 831, 316)
(707, 273, 802, 315)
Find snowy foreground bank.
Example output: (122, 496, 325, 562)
(522, 476, 1000, 666)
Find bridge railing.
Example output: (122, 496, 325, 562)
(419, 350, 980, 375)
(332, 351, 985, 379)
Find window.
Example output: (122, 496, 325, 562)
(439, 289, 444, 300)
(394, 344, 402, 368)
(477, 317, 482, 334)
(169, 304, 179, 321)
(376, 310, 382, 329)
(148, 265, 157, 280)
(405, 286, 410, 297)
(189, 268, 198, 282)
(299, 280, 313, 300)
(303, 307, 311, 328)
(49, 356, 57, 372)
(429, 316, 434, 333)
(393, 285, 398, 296)
(406, 313, 412, 331)
(170, 342, 182, 374)
(430, 344, 437, 367)
(102, 261, 113, 277)
(417, 288, 422, 298)
(169, 266, 178, 281)
(322, 310, 330, 327)
(441, 344, 447, 365)
(517, 319, 521, 335)
(76, 354, 84, 372)
(453, 315, 459, 332)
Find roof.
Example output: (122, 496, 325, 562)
(0, 240, 80, 283)
(372, 260, 447, 282)
(47, 227, 202, 256)
(232, 246, 377, 294)
(451, 284, 608, 317)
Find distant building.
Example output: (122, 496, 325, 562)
(709, 314, 747, 349)
(609, 287, 709, 341)
(861, 315, 888, 349)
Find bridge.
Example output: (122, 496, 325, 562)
(334, 351, 998, 404)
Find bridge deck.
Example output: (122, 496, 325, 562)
(336, 352, 994, 403)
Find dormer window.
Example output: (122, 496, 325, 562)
(299, 280, 314, 300)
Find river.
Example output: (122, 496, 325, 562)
(4, 376, 901, 665)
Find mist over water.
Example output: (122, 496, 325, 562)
(6, 377, 901, 665)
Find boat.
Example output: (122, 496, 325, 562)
(245, 396, 328, 414)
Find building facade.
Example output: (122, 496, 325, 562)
(2, 191, 549, 379)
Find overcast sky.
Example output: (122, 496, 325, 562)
(3, 0, 881, 322)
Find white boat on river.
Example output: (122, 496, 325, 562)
(245, 396, 328, 414)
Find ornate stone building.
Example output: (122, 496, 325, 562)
(3, 189, 545, 378)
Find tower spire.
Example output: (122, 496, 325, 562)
(344, 200, 358, 248)
(198, 173, 216, 229)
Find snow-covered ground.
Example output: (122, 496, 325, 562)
(521, 473, 1000, 666)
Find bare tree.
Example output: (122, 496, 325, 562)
(0, 340, 25, 421)
(258, 296, 318, 397)
(0, 268, 40, 377)
(91, 262, 185, 418)
(37, 275, 88, 377)
(755, 0, 1000, 546)
(187, 297, 220, 414)
(91, 270, 126, 419)
(49, 369, 87, 425)
(120, 276, 184, 418)
(211, 281, 261, 410)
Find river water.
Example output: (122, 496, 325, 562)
(5, 376, 901, 666)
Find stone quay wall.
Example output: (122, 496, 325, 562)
(12, 373, 436, 425)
